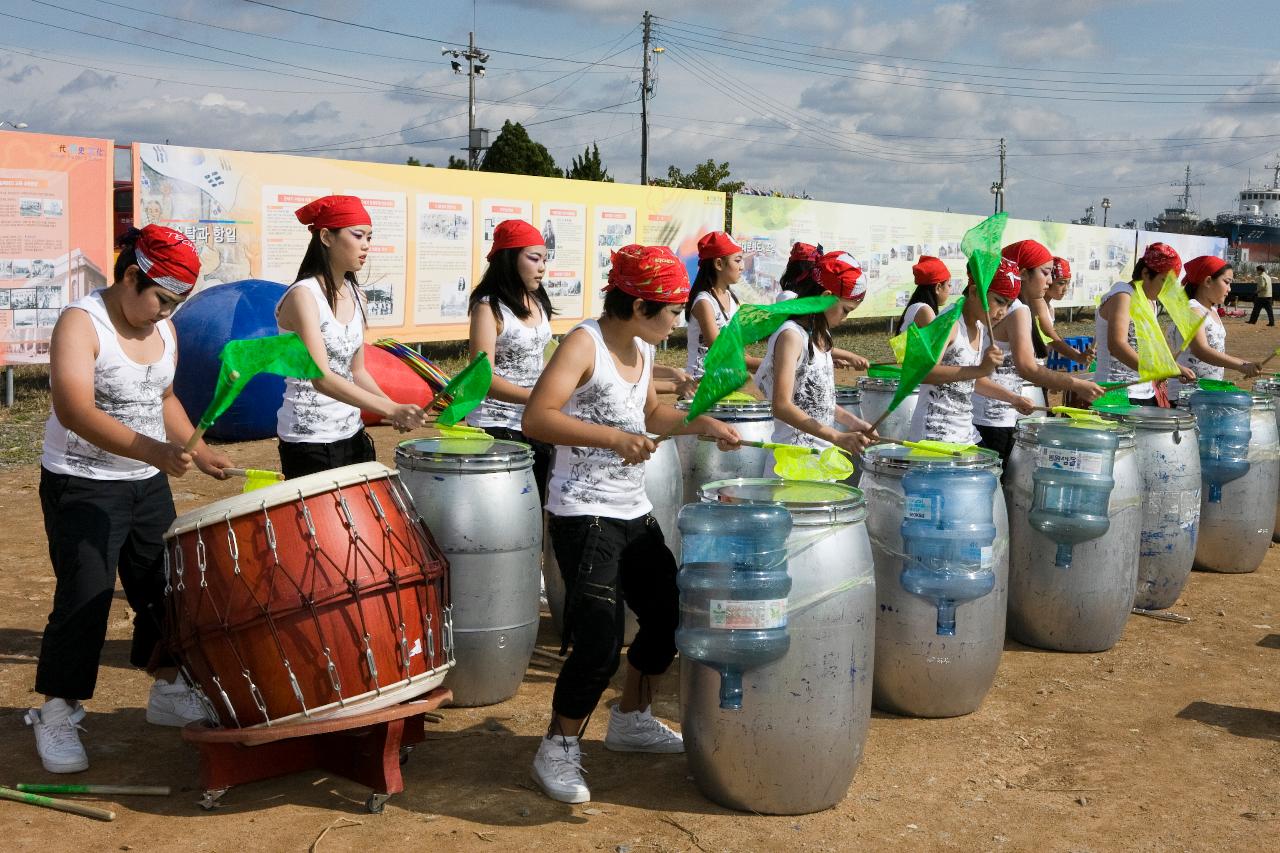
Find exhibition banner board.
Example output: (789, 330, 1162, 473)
(0, 130, 113, 364)
(132, 143, 725, 342)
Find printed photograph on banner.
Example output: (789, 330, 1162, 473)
(592, 205, 636, 295)
(1, 133, 112, 364)
(641, 190, 727, 290)
(137, 144, 250, 292)
(350, 190, 407, 327)
(413, 194, 473, 326)
(479, 198, 533, 259)
(261, 185, 329, 285)
(538, 202, 586, 318)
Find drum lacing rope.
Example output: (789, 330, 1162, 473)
(165, 537, 234, 725)
(386, 476, 454, 665)
(357, 476, 412, 680)
(161, 546, 219, 725)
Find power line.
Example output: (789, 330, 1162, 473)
(1006, 144, 1280, 190)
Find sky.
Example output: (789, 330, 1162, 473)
(5, 0, 1280, 228)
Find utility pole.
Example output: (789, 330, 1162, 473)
(990, 137, 1006, 214)
(444, 33, 490, 169)
(641, 11, 652, 186)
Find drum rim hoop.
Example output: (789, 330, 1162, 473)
(862, 443, 1001, 473)
(395, 437, 535, 468)
(698, 476, 867, 524)
(856, 376, 908, 392)
(674, 399, 773, 417)
(1014, 416, 1136, 449)
(165, 462, 396, 538)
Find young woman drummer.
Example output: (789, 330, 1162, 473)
(1095, 242, 1197, 407)
(1166, 255, 1260, 400)
(275, 195, 427, 479)
(755, 251, 877, 459)
(27, 226, 235, 774)
(909, 259, 1032, 446)
(685, 231, 759, 379)
(972, 240, 1105, 459)
(898, 256, 953, 332)
(522, 244, 740, 804)
(1029, 257, 1093, 366)
(776, 241, 869, 369)
(466, 219, 555, 502)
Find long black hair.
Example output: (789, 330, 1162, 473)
(897, 283, 942, 332)
(468, 247, 554, 325)
(778, 257, 817, 296)
(787, 276, 832, 358)
(295, 230, 359, 314)
(684, 258, 739, 320)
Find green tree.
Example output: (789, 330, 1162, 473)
(565, 143, 613, 182)
(406, 156, 423, 166)
(407, 154, 468, 169)
(654, 159, 744, 229)
(479, 120, 561, 177)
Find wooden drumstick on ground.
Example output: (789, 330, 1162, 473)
(0, 786, 115, 821)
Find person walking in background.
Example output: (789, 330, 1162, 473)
(1248, 264, 1273, 326)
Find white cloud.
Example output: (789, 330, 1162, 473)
(58, 70, 118, 95)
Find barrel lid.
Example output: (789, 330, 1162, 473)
(1256, 377, 1280, 394)
(395, 437, 533, 469)
(1101, 405, 1195, 430)
(675, 398, 773, 418)
(1014, 416, 1135, 448)
(856, 375, 908, 392)
(698, 477, 865, 525)
(835, 385, 862, 402)
(167, 462, 396, 538)
(862, 443, 1000, 473)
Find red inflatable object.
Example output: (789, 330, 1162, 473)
(361, 344, 435, 425)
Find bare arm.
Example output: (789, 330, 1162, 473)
(1006, 308, 1102, 399)
(163, 328, 233, 477)
(1185, 320, 1259, 376)
(1099, 292, 1139, 372)
(695, 297, 761, 370)
(1031, 298, 1090, 363)
(468, 303, 535, 405)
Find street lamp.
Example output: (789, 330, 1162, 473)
(1101, 197, 1112, 227)
(0, 121, 29, 130)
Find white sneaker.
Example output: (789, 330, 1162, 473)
(604, 705, 684, 754)
(25, 698, 89, 774)
(531, 734, 590, 804)
(146, 678, 212, 727)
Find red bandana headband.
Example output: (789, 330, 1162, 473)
(1182, 255, 1227, 286)
(607, 244, 691, 303)
(1001, 239, 1053, 271)
(815, 251, 865, 300)
(978, 257, 1022, 300)
(789, 242, 820, 263)
(1052, 256, 1072, 282)
(295, 195, 372, 232)
(696, 231, 742, 261)
(912, 256, 950, 286)
(1142, 242, 1182, 276)
(487, 219, 545, 260)
(133, 224, 200, 295)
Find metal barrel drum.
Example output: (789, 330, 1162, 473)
(683, 478, 876, 815)
(856, 376, 917, 441)
(835, 385, 863, 425)
(1021, 381, 1047, 409)
(1252, 378, 1280, 543)
(861, 445, 1008, 717)
(543, 438, 685, 644)
(674, 399, 773, 506)
(396, 438, 541, 707)
(1188, 388, 1279, 573)
(163, 463, 453, 728)
(1005, 418, 1141, 652)
(1100, 407, 1200, 609)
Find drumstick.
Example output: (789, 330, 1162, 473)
(182, 427, 206, 455)
(14, 784, 170, 797)
(0, 786, 115, 821)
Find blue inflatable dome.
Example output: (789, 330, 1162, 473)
(173, 279, 289, 441)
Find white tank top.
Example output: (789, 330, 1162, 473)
(755, 320, 836, 449)
(899, 301, 931, 334)
(972, 299, 1028, 427)
(908, 319, 987, 445)
(41, 290, 176, 481)
(685, 289, 737, 378)
(1167, 298, 1225, 399)
(545, 319, 653, 520)
(1095, 281, 1159, 400)
(466, 296, 551, 431)
(276, 277, 365, 443)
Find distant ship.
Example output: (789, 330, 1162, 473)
(1143, 164, 1205, 236)
(1215, 158, 1280, 265)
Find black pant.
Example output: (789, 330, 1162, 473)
(974, 424, 1015, 465)
(486, 427, 552, 507)
(1129, 396, 1157, 408)
(1249, 297, 1274, 325)
(36, 468, 176, 701)
(278, 429, 376, 479)
(548, 513, 679, 720)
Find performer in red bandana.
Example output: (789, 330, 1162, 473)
(1167, 255, 1260, 400)
(898, 255, 955, 334)
(26, 225, 236, 774)
(1030, 256, 1093, 368)
(685, 231, 756, 379)
(275, 195, 428, 478)
(522, 244, 740, 805)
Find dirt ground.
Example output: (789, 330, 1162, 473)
(1, 316, 1278, 852)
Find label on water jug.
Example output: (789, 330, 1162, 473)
(709, 598, 788, 630)
(905, 495, 935, 520)
(980, 545, 994, 568)
(1037, 446, 1105, 474)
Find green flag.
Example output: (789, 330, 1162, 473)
(889, 296, 967, 414)
(960, 212, 1008, 312)
(684, 294, 836, 423)
(1157, 271, 1207, 353)
(1090, 386, 1136, 414)
(1197, 377, 1240, 392)
(198, 333, 321, 430)
(435, 352, 493, 426)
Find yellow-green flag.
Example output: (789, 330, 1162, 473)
(1128, 284, 1181, 382)
(889, 330, 907, 363)
(1157, 272, 1207, 353)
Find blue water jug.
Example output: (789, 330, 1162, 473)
(1028, 422, 1119, 568)
(899, 467, 998, 636)
(1187, 389, 1252, 503)
(676, 502, 793, 711)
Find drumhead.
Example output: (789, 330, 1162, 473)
(1102, 405, 1195, 430)
(699, 477, 866, 525)
(862, 443, 1000, 474)
(675, 398, 772, 420)
(165, 461, 395, 538)
(396, 437, 534, 473)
